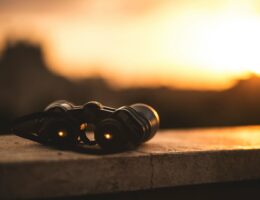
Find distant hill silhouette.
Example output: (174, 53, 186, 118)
(1, 40, 260, 132)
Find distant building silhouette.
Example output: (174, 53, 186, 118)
(0, 41, 114, 131)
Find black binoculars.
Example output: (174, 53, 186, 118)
(11, 100, 159, 152)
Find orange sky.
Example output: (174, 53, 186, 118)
(1, 0, 260, 90)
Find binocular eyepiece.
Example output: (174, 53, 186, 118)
(12, 100, 160, 152)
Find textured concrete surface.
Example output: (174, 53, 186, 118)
(1, 126, 260, 199)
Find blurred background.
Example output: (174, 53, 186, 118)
(1, 0, 260, 132)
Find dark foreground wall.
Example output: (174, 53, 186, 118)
(1, 126, 260, 199)
(67, 181, 260, 200)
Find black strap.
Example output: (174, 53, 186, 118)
(11, 111, 97, 146)
(11, 112, 63, 143)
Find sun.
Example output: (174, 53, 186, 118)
(202, 15, 260, 75)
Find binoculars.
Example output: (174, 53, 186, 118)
(12, 100, 160, 152)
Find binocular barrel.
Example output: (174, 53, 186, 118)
(12, 100, 160, 152)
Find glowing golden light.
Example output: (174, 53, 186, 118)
(1, 1, 260, 90)
(58, 131, 66, 137)
(104, 133, 113, 140)
(80, 123, 87, 131)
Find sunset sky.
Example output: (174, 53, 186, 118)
(1, 0, 260, 90)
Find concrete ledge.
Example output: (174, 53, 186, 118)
(1, 126, 260, 199)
